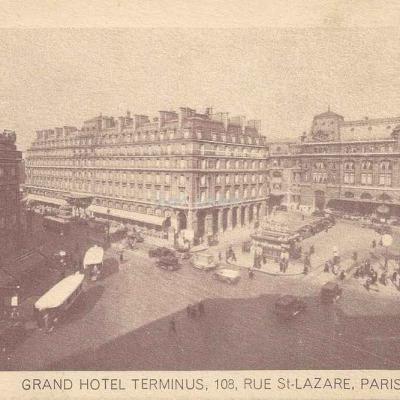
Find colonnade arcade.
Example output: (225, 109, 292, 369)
(172, 201, 267, 241)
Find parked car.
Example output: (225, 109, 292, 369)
(320, 281, 343, 304)
(192, 253, 218, 271)
(155, 255, 180, 271)
(274, 295, 306, 319)
(311, 210, 325, 217)
(148, 247, 175, 258)
(374, 225, 392, 235)
(298, 225, 314, 239)
(207, 234, 219, 246)
(276, 205, 288, 212)
(175, 248, 191, 260)
(127, 231, 144, 243)
(212, 267, 240, 284)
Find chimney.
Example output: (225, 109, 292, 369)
(118, 116, 124, 133)
(178, 107, 189, 128)
(159, 111, 167, 129)
(221, 112, 229, 131)
(205, 107, 213, 116)
(239, 116, 246, 134)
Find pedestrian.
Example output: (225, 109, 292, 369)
(248, 268, 254, 279)
(169, 318, 176, 334)
(352, 251, 358, 262)
(371, 270, 378, 285)
(279, 259, 284, 272)
(218, 252, 222, 262)
(303, 264, 309, 275)
(225, 249, 230, 264)
(372, 239, 376, 249)
(198, 301, 204, 316)
(120, 251, 124, 263)
(392, 270, 398, 283)
(262, 250, 267, 265)
(229, 246, 237, 262)
(304, 254, 311, 271)
(44, 312, 54, 333)
(324, 261, 330, 273)
(309, 245, 315, 255)
(384, 257, 389, 271)
(380, 271, 387, 286)
(186, 304, 192, 318)
(339, 270, 346, 280)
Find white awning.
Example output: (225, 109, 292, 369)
(87, 205, 165, 226)
(34, 272, 85, 311)
(83, 245, 104, 267)
(24, 194, 67, 206)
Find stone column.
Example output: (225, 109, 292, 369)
(227, 208, 233, 231)
(205, 213, 213, 236)
(218, 209, 224, 233)
(260, 202, 267, 218)
(237, 207, 242, 227)
(243, 206, 249, 226)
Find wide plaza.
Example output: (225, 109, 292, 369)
(3, 211, 400, 370)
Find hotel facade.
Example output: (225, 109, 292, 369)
(25, 108, 269, 243)
(0, 130, 22, 258)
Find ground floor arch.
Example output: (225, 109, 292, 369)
(314, 190, 326, 211)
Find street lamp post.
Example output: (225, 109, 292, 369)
(381, 233, 393, 270)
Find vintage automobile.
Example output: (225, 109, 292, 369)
(155, 255, 181, 271)
(191, 253, 218, 271)
(175, 248, 191, 260)
(311, 209, 325, 217)
(298, 225, 314, 239)
(320, 281, 343, 304)
(207, 234, 219, 247)
(374, 225, 392, 235)
(212, 267, 241, 284)
(276, 205, 288, 212)
(274, 295, 306, 319)
(148, 247, 175, 258)
(127, 231, 144, 243)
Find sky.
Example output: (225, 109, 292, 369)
(1, 27, 400, 151)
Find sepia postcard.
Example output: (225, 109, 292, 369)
(2, 0, 400, 399)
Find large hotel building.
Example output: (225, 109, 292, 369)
(0, 130, 22, 258)
(25, 108, 269, 243)
(269, 109, 400, 216)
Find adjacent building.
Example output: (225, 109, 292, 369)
(0, 130, 22, 258)
(25, 107, 269, 244)
(277, 109, 400, 215)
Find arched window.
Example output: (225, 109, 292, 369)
(344, 192, 355, 198)
(344, 160, 355, 170)
(379, 160, 392, 186)
(380, 160, 392, 171)
(360, 192, 372, 200)
(377, 193, 392, 202)
(361, 160, 373, 170)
